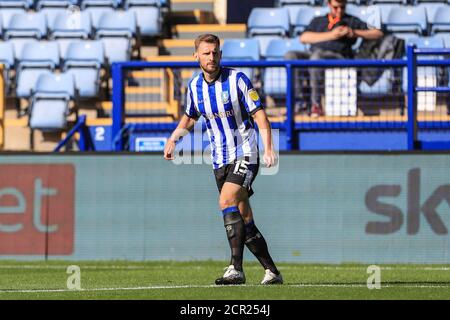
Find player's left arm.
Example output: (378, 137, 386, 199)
(252, 109, 276, 168)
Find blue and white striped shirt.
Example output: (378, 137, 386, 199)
(185, 67, 262, 169)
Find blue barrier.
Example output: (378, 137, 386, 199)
(408, 46, 450, 150)
(100, 46, 450, 151)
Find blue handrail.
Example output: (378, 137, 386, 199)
(54, 115, 94, 151)
(111, 49, 450, 151)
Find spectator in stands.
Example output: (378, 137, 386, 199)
(286, 0, 384, 117)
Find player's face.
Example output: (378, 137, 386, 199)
(195, 41, 221, 75)
(328, 0, 346, 18)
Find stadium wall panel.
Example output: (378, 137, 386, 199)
(0, 153, 450, 263)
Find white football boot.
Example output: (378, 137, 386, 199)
(261, 269, 283, 285)
(215, 265, 246, 285)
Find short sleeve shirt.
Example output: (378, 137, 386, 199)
(185, 67, 262, 169)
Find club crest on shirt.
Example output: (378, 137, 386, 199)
(249, 89, 259, 102)
(221, 91, 230, 104)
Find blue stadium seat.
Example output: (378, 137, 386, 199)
(221, 39, 259, 80)
(419, 2, 445, 26)
(4, 12, 48, 57)
(0, 0, 31, 9)
(414, 0, 448, 4)
(0, 41, 14, 70)
(80, 0, 120, 7)
(95, 10, 137, 63)
(248, 7, 290, 37)
(63, 40, 105, 98)
(346, 4, 382, 29)
(264, 38, 307, 59)
(0, 41, 15, 94)
(222, 39, 259, 61)
(123, 0, 160, 6)
(429, 5, 450, 34)
(123, 1, 161, 37)
(382, 6, 428, 36)
(49, 10, 93, 58)
(278, 0, 316, 5)
(292, 6, 328, 35)
(35, 1, 75, 10)
(263, 38, 308, 96)
(29, 72, 76, 131)
(16, 41, 60, 99)
(404, 35, 445, 57)
(436, 32, 450, 47)
(80, 0, 116, 29)
(247, 7, 291, 55)
(0, 3, 26, 30)
(371, 0, 407, 4)
(36, 0, 75, 29)
(402, 36, 445, 92)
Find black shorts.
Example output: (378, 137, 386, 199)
(213, 157, 259, 197)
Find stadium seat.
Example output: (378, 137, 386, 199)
(123, 1, 161, 37)
(0, 41, 15, 94)
(0, 1, 31, 10)
(3, 12, 48, 57)
(402, 36, 446, 112)
(402, 36, 445, 91)
(80, 0, 116, 29)
(436, 32, 450, 47)
(370, 0, 407, 4)
(36, 0, 78, 5)
(15, 41, 60, 99)
(95, 10, 137, 63)
(221, 39, 259, 80)
(62, 40, 105, 98)
(382, 6, 428, 36)
(36, 0, 75, 29)
(346, 4, 382, 29)
(123, 0, 160, 6)
(80, 0, 120, 7)
(247, 7, 290, 37)
(414, 0, 448, 4)
(222, 38, 259, 61)
(247, 7, 291, 56)
(278, 0, 316, 5)
(0, 1, 29, 29)
(292, 6, 329, 35)
(263, 38, 308, 96)
(429, 5, 450, 34)
(49, 10, 93, 59)
(29, 72, 76, 132)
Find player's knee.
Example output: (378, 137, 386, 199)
(219, 197, 238, 210)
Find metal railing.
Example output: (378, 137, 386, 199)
(104, 45, 450, 151)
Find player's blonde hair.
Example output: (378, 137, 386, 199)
(194, 34, 220, 51)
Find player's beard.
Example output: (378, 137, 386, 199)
(201, 62, 220, 76)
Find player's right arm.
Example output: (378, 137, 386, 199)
(163, 114, 197, 160)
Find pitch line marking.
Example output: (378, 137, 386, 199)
(0, 283, 449, 294)
(1, 265, 450, 271)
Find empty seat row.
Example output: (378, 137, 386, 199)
(0, 1, 166, 10)
(0, 40, 107, 99)
(0, 11, 142, 63)
(0, 2, 162, 36)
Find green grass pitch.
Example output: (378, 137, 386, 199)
(0, 260, 449, 300)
